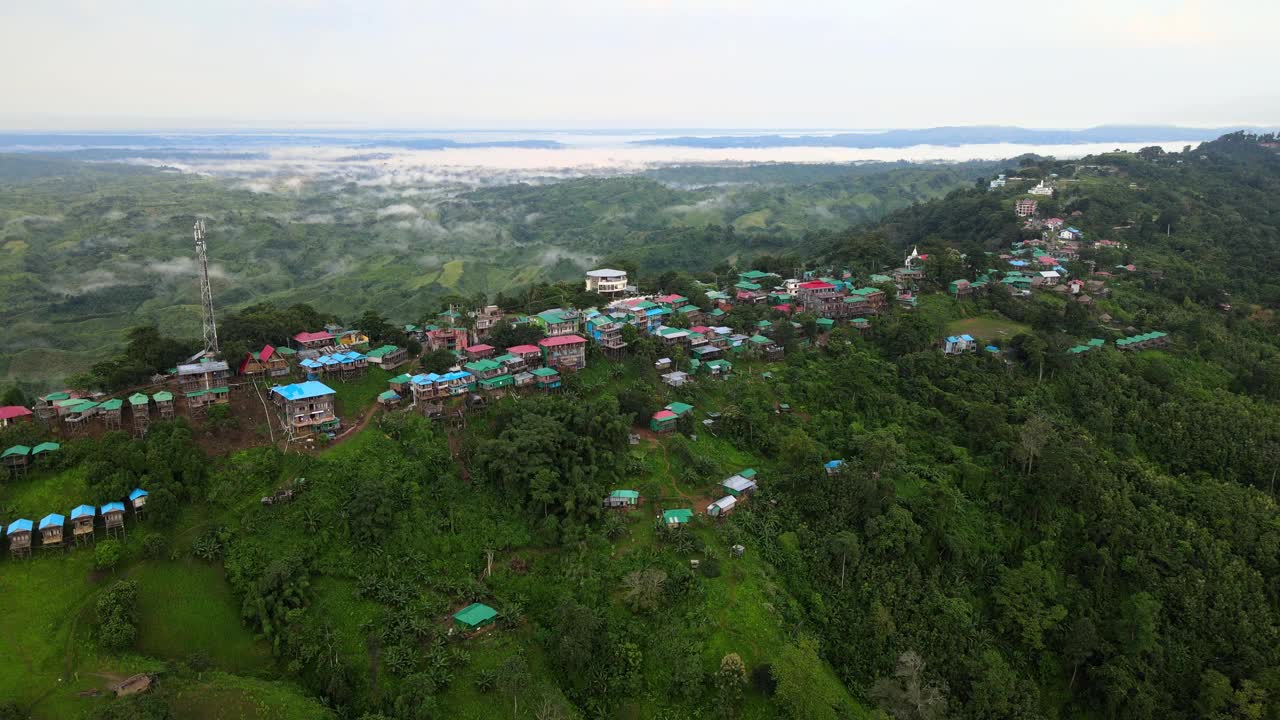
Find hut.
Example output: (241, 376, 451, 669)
(62, 400, 100, 434)
(721, 475, 757, 497)
(603, 490, 640, 509)
(102, 501, 126, 538)
(0, 405, 33, 428)
(2, 444, 31, 473)
(824, 459, 845, 476)
(453, 603, 498, 632)
(378, 389, 402, 407)
(31, 442, 60, 461)
(662, 508, 693, 527)
(153, 391, 174, 419)
(99, 398, 123, 430)
(7, 519, 33, 559)
(129, 393, 150, 434)
(71, 504, 96, 544)
(39, 513, 65, 549)
(707, 495, 737, 518)
(129, 488, 148, 519)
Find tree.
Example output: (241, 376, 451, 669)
(204, 403, 239, 434)
(96, 539, 122, 573)
(497, 654, 530, 719)
(622, 567, 666, 612)
(419, 349, 458, 374)
(870, 651, 947, 720)
(827, 531, 861, 589)
(96, 580, 139, 652)
(716, 653, 747, 716)
(773, 636, 842, 720)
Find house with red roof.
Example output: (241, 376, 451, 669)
(538, 334, 588, 370)
(506, 344, 543, 365)
(650, 409, 678, 433)
(240, 345, 290, 377)
(294, 330, 334, 350)
(0, 406, 33, 428)
(464, 344, 495, 360)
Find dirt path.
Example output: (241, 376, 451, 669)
(324, 403, 381, 449)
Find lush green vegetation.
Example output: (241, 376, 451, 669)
(4, 134, 1280, 718)
(0, 154, 986, 389)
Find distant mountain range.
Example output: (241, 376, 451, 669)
(628, 125, 1273, 149)
(0, 133, 565, 151)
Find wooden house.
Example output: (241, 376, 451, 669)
(39, 513, 65, 549)
(129, 488, 148, 518)
(532, 308, 583, 337)
(452, 603, 498, 632)
(129, 393, 150, 434)
(102, 502, 126, 538)
(538, 335, 588, 371)
(293, 330, 335, 351)
(153, 391, 175, 419)
(270, 381, 340, 437)
(7, 519, 32, 559)
(425, 327, 469, 353)
(531, 367, 561, 390)
(650, 409, 678, 433)
(177, 360, 231, 395)
(707, 495, 737, 518)
(464, 344, 496, 361)
(2, 444, 31, 473)
(505, 344, 543, 367)
(71, 504, 95, 544)
(603, 489, 640, 509)
(949, 279, 973, 298)
(824, 459, 845, 476)
(184, 387, 230, 416)
(240, 345, 290, 377)
(62, 399, 101, 434)
(377, 389, 402, 407)
(841, 287, 887, 317)
(366, 345, 408, 370)
(31, 442, 60, 462)
(34, 391, 72, 424)
(0, 405, 32, 428)
(1115, 331, 1169, 351)
(494, 353, 526, 374)
(99, 398, 123, 430)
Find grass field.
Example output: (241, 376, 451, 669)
(945, 314, 1031, 342)
(165, 672, 334, 720)
(130, 559, 274, 673)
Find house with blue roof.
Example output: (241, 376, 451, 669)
(7, 518, 33, 557)
(129, 488, 149, 514)
(270, 381, 340, 437)
(39, 513, 65, 546)
(71, 504, 96, 543)
(824, 459, 845, 476)
(943, 334, 977, 355)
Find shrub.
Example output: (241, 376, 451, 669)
(142, 534, 167, 559)
(96, 580, 139, 652)
(95, 540, 122, 572)
(700, 556, 722, 578)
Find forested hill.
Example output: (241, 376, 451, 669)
(0, 155, 987, 389)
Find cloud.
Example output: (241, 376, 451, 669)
(146, 256, 230, 280)
(376, 203, 421, 219)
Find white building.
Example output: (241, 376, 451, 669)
(585, 268, 628, 295)
(989, 174, 1007, 189)
(1028, 181, 1054, 196)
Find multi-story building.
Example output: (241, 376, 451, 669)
(1015, 199, 1038, 217)
(270, 381, 339, 436)
(585, 269, 629, 295)
(538, 334, 588, 370)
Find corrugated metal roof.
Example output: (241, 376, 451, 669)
(129, 488, 148, 501)
(271, 381, 336, 401)
(7, 519, 33, 534)
(101, 502, 125, 514)
(40, 513, 65, 530)
(71, 505, 95, 520)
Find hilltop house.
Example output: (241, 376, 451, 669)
(1015, 199, 1037, 217)
(239, 345, 289, 377)
(366, 345, 408, 370)
(0, 406, 32, 428)
(585, 268, 629, 295)
(293, 330, 334, 351)
(270, 381, 340, 437)
(943, 334, 976, 354)
(533, 308, 583, 337)
(538, 334, 587, 370)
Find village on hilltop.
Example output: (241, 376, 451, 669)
(2, 189, 1172, 558)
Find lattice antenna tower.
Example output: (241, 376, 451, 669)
(193, 218, 220, 355)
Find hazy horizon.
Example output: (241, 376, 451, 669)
(3, 0, 1278, 130)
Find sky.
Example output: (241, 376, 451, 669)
(2, 0, 1278, 130)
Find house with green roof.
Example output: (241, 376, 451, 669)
(365, 344, 408, 370)
(665, 402, 694, 417)
(1115, 330, 1169, 351)
(453, 603, 498, 631)
(663, 508, 694, 526)
(531, 366, 561, 390)
(603, 489, 640, 509)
